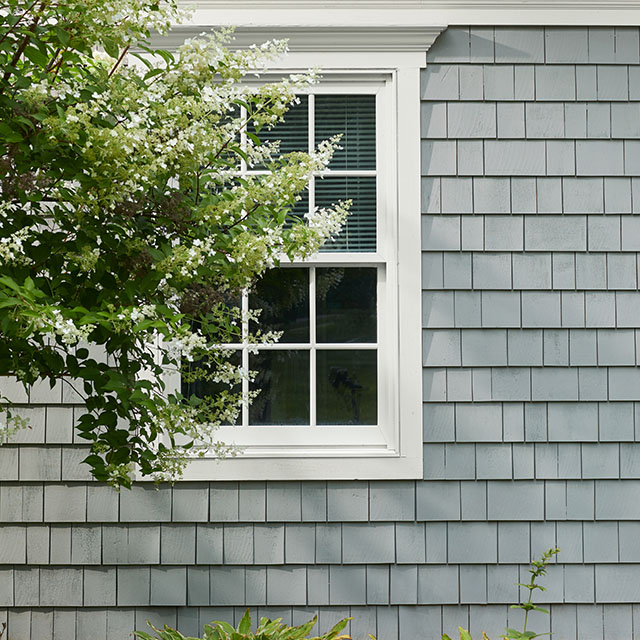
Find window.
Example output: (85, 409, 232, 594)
(172, 67, 423, 481)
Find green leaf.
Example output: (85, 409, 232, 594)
(459, 628, 473, 640)
(23, 45, 48, 66)
(237, 610, 251, 635)
(102, 37, 119, 59)
(55, 26, 70, 46)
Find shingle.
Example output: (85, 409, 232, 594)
(150, 567, 187, 606)
(576, 253, 607, 289)
(615, 28, 640, 63)
(307, 566, 329, 605)
(586, 102, 611, 138)
(494, 28, 544, 63)
(301, 482, 326, 522)
(210, 567, 245, 605)
(40, 568, 82, 606)
(488, 481, 544, 520)
(266, 482, 302, 522)
(481, 292, 520, 327)
(421, 64, 459, 100)
(596, 480, 640, 519)
(565, 103, 587, 138)
(486, 565, 519, 605)
(456, 403, 502, 441)
(343, 523, 394, 563)
(448, 522, 497, 562)
(485, 141, 545, 176)
(254, 524, 284, 564)
(366, 565, 389, 604)
(460, 216, 483, 250)
(473, 178, 511, 213)
(484, 217, 522, 252)
(421, 102, 447, 139)
(370, 482, 415, 521)
(327, 482, 368, 521)
(399, 606, 441, 640)
(422, 140, 457, 175)
(586, 216, 620, 252)
(619, 521, 640, 560)
(548, 402, 598, 442)
(497, 103, 525, 138)
(577, 141, 624, 176)
(588, 27, 616, 63)
(460, 65, 484, 100)
(598, 65, 629, 100)
(535, 65, 575, 100)
(119, 485, 171, 522)
(423, 368, 447, 402)
(86, 485, 118, 522)
(498, 522, 530, 563)
(423, 292, 455, 328)
(171, 484, 209, 522)
(526, 103, 564, 138)
(576, 66, 598, 100)
(585, 291, 616, 327)
(583, 521, 618, 562)
(416, 481, 460, 521)
(418, 565, 459, 604)
(83, 567, 116, 607)
(547, 141, 575, 178)
(512, 178, 537, 213)
(266, 567, 307, 606)
(209, 483, 239, 522)
(503, 403, 525, 441)
(597, 565, 640, 602)
(160, 524, 196, 564)
(284, 524, 315, 564)
(522, 292, 562, 328)
(19, 447, 60, 482)
(568, 330, 596, 366)
(423, 403, 455, 442)
(472, 254, 511, 289)
(484, 65, 514, 100)
(422, 216, 460, 251)
(196, 524, 223, 564)
(470, 27, 495, 62)
(315, 524, 342, 563)
(514, 254, 552, 290)
(422, 253, 444, 290)
(476, 445, 512, 480)
(578, 367, 608, 401)
(621, 443, 640, 477)
(617, 292, 640, 327)
(44, 484, 86, 522)
(49, 525, 70, 564)
(444, 253, 472, 289)
(525, 216, 586, 251)
(186, 566, 210, 605)
(71, 525, 101, 564)
(223, 524, 253, 564)
(421, 177, 441, 213)
(442, 177, 473, 214)
(513, 443, 535, 478)
(461, 329, 507, 367)
(441, 444, 475, 480)
(444, 369, 472, 403)
(545, 27, 588, 62)
(535, 443, 559, 479)
(459, 565, 487, 605)
(551, 253, 575, 290)
(472, 369, 492, 401)
(330, 566, 366, 605)
(427, 28, 470, 63)
(563, 178, 604, 213)
(609, 367, 640, 401)
(604, 605, 634, 639)
(515, 64, 535, 100)
(508, 330, 543, 366)
(582, 443, 619, 478)
(598, 329, 635, 366)
(492, 368, 531, 401)
(611, 103, 640, 138)
(448, 103, 496, 138)
(457, 141, 484, 176)
(543, 329, 569, 366)
(607, 254, 637, 289)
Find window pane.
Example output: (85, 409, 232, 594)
(250, 268, 309, 343)
(316, 350, 377, 425)
(250, 95, 309, 157)
(250, 350, 310, 425)
(314, 94, 376, 170)
(316, 267, 377, 343)
(315, 176, 376, 253)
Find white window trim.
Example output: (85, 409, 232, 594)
(144, 37, 425, 481)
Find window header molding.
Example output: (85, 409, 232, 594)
(182, 1, 640, 27)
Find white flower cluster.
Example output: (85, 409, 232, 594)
(0, 227, 33, 266)
(41, 310, 95, 346)
(116, 303, 156, 326)
(166, 329, 208, 362)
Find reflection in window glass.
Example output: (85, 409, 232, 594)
(316, 267, 377, 343)
(317, 350, 377, 425)
(250, 95, 309, 157)
(250, 350, 310, 425)
(250, 268, 310, 343)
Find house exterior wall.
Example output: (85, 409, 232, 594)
(2, 25, 640, 640)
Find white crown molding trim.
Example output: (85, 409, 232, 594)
(185, 1, 640, 27)
(153, 25, 446, 52)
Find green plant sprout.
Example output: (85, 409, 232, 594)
(443, 548, 560, 640)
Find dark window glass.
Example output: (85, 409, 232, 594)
(316, 350, 377, 425)
(250, 268, 309, 343)
(249, 350, 310, 425)
(316, 267, 377, 343)
(314, 94, 376, 170)
(315, 176, 376, 253)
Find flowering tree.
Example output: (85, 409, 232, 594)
(0, 0, 347, 486)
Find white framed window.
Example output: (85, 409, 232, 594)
(158, 49, 425, 481)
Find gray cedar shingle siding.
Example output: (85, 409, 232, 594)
(3, 25, 640, 639)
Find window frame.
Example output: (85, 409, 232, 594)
(157, 60, 423, 481)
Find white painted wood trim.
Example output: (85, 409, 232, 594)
(185, 1, 640, 28)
